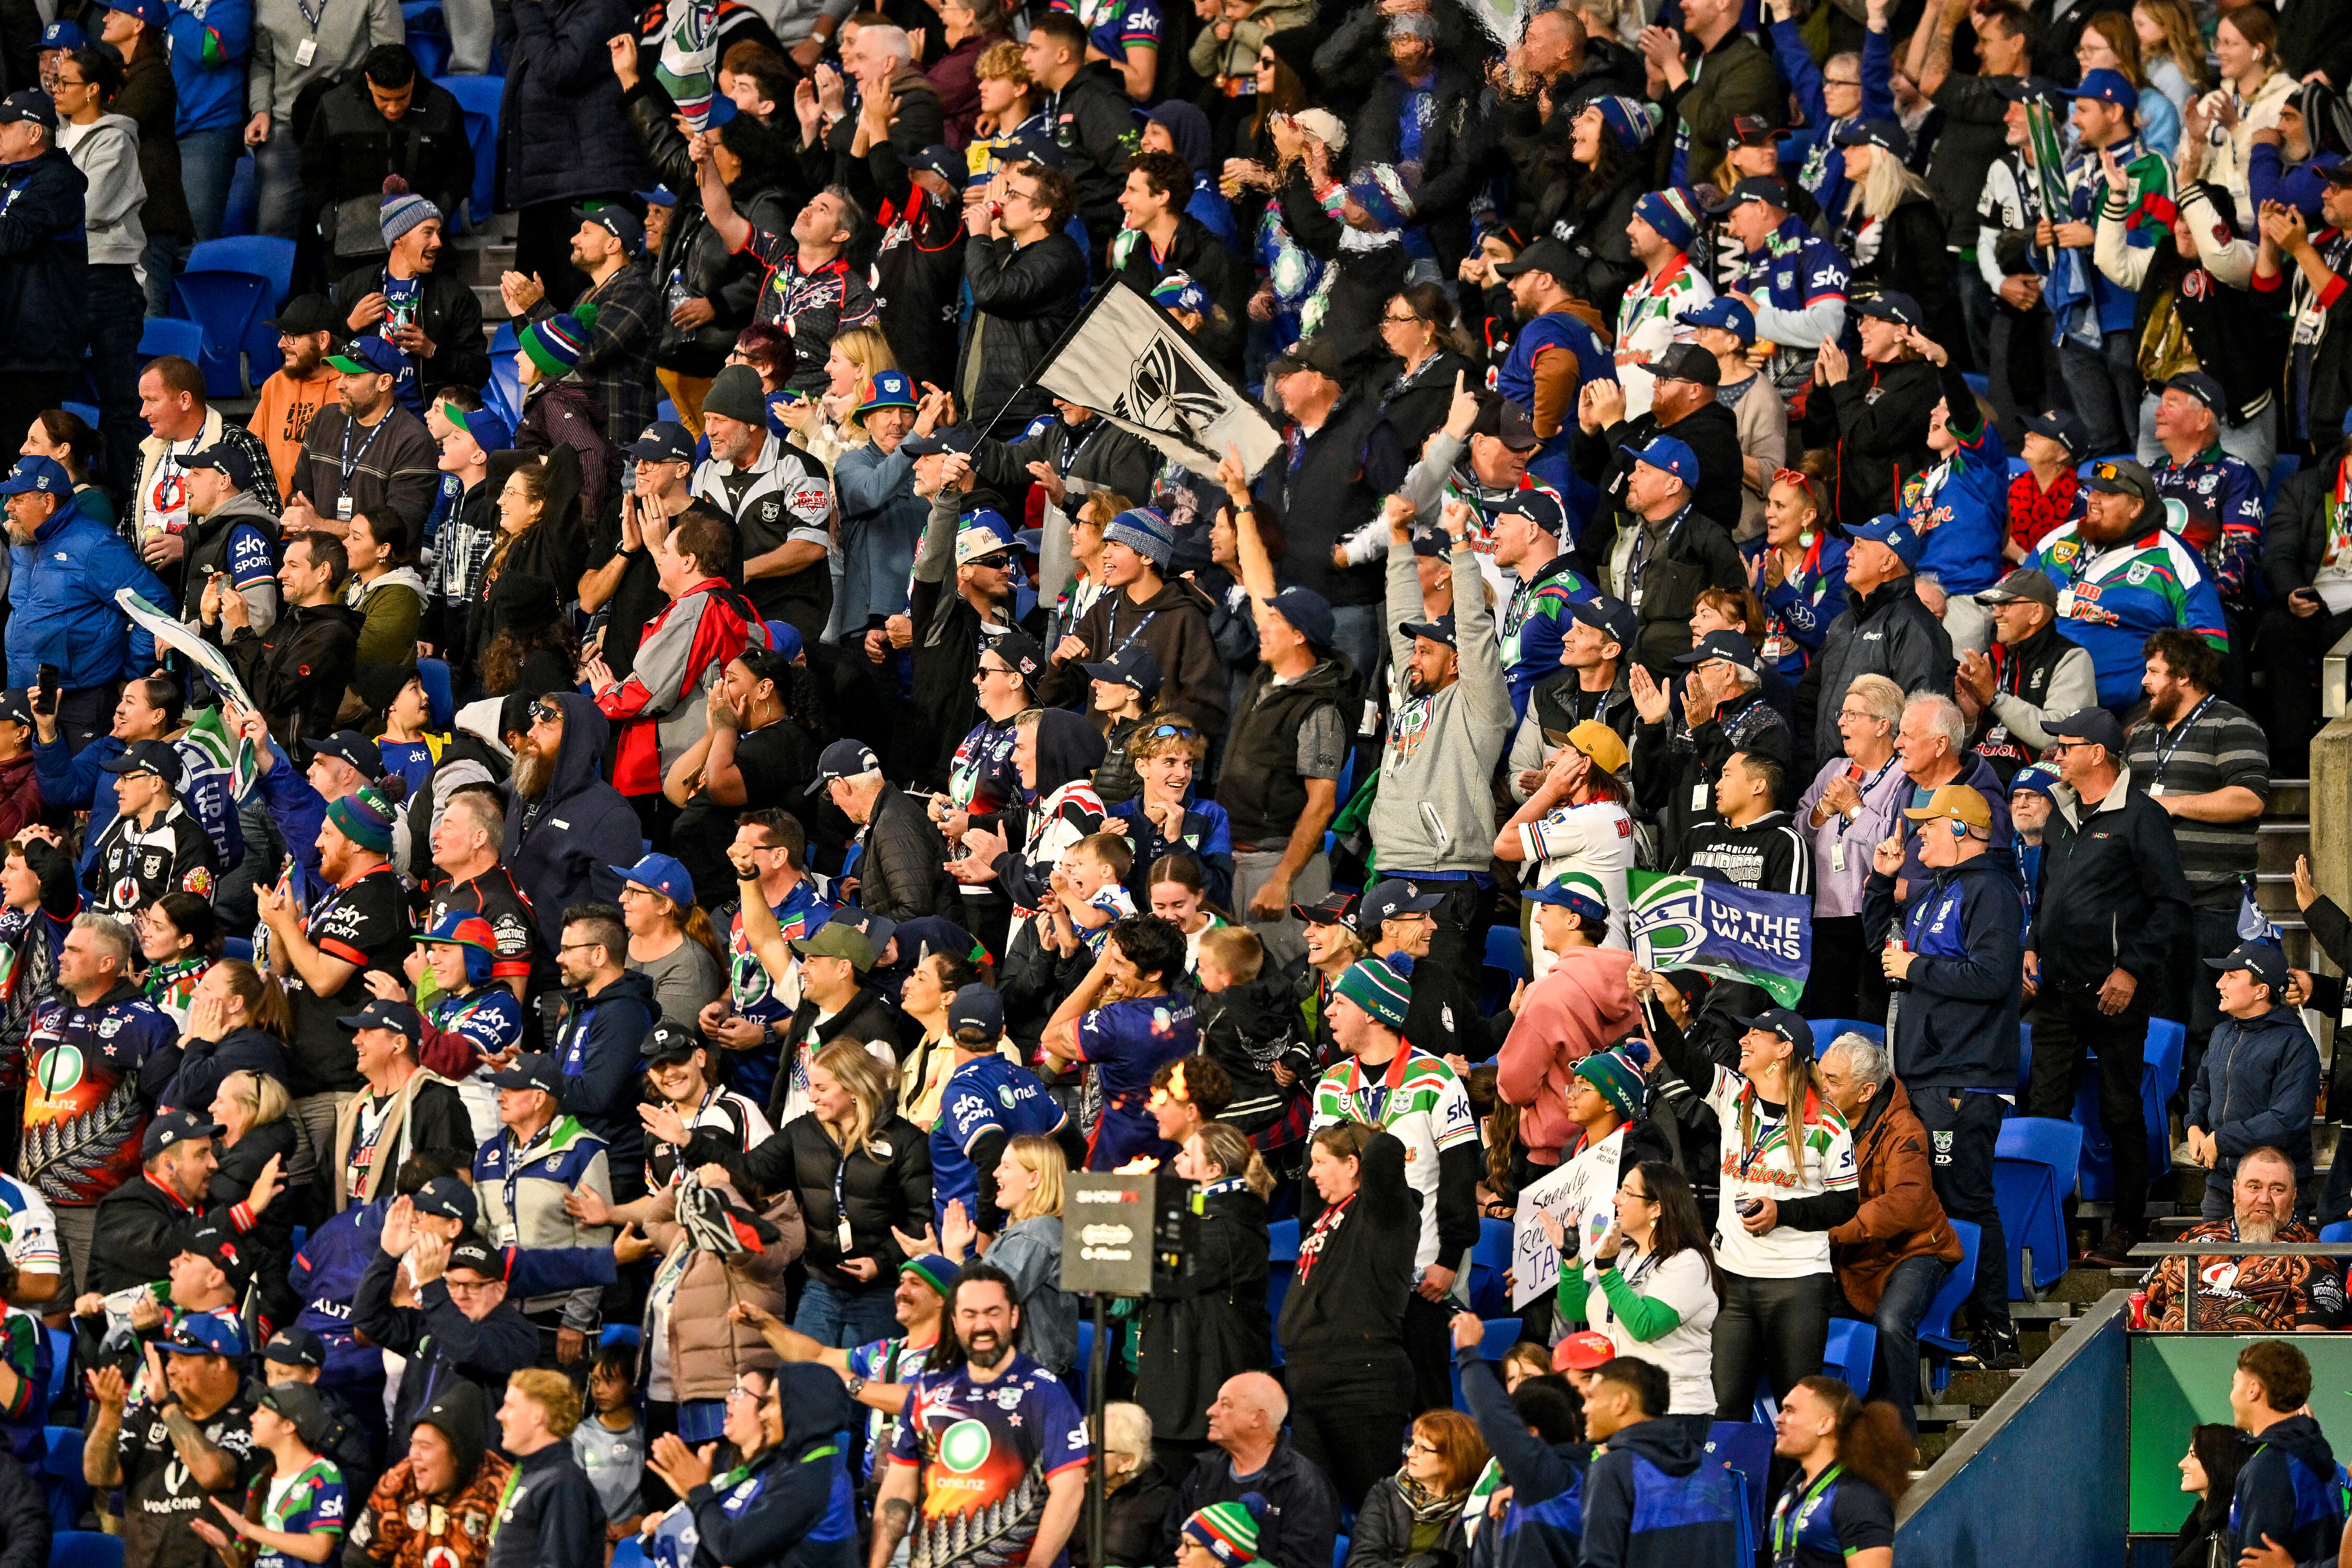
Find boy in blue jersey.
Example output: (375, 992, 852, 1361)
(930, 985, 1068, 1232)
(1041, 915, 1200, 1170)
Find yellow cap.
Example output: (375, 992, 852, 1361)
(1563, 719, 1630, 777)
(1902, 783, 1993, 832)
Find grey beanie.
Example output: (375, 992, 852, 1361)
(702, 363, 770, 426)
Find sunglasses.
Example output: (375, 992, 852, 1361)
(1146, 723, 1195, 740)
(2091, 461, 2130, 482)
(531, 702, 563, 725)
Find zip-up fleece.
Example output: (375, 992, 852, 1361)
(2186, 1003, 2322, 1190)
(2230, 1415, 2346, 1567)
(1368, 538, 1513, 875)
(1576, 1417, 1742, 1568)
(1861, 852, 2021, 1089)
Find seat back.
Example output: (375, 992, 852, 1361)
(1821, 1319, 1878, 1396)
(1468, 1216, 1514, 1315)
(170, 270, 273, 396)
(435, 74, 504, 224)
(137, 317, 205, 365)
(53, 1531, 123, 1568)
(1918, 1218, 1983, 1355)
(486, 318, 524, 430)
(43, 1425, 85, 1531)
(2322, 1221, 2352, 1244)
(1704, 1422, 1775, 1547)
(1994, 1116, 2084, 1295)
(1804, 1018, 1884, 1046)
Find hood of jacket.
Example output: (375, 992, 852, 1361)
(1030, 707, 1106, 795)
(537, 691, 614, 807)
(416, 1379, 489, 1491)
(777, 1361, 857, 1453)
(1203, 969, 1297, 1035)
(2251, 1413, 2338, 1486)
(195, 490, 282, 537)
(354, 566, 430, 604)
(66, 112, 139, 159)
(1604, 1416, 1704, 1477)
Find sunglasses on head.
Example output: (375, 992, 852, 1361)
(2091, 462, 2129, 482)
(1147, 722, 1195, 740)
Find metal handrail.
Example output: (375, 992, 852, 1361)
(2124, 1241, 2352, 1331)
(2324, 624, 2352, 720)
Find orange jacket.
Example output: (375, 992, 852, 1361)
(1828, 1077, 1963, 1312)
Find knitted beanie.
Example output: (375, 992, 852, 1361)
(520, 304, 601, 380)
(379, 176, 443, 247)
(325, 785, 396, 855)
(1102, 506, 1175, 568)
(1182, 1494, 1267, 1567)
(1574, 1036, 1654, 1122)
(702, 362, 769, 425)
(1334, 957, 1411, 1031)
(1630, 187, 1700, 250)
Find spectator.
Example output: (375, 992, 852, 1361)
(342, 1382, 513, 1568)
(1806, 515, 1955, 778)
(213, 530, 362, 751)
(1496, 724, 1639, 961)
(1576, 1356, 1743, 1566)
(133, 355, 283, 610)
(494, 0, 644, 309)
(300, 45, 474, 271)
(491, 1368, 609, 1554)
(3, 456, 171, 751)
(1550, 1157, 1722, 1438)
(285, 336, 443, 539)
(85, 740, 222, 916)
(52, 47, 146, 491)
(1629, 629, 1792, 876)
(1955, 568, 2099, 774)
(1020, 13, 1128, 263)
(1156, 1374, 1339, 1568)
(93, 0, 193, 315)
(82, 1312, 261, 1568)
(188, 1381, 348, 1568)
(1040, 508, 1226, 737)
(611, 855, 726, 1029)
(171, 444, 284, 639)
(1767, 1377, 1910, 1565)
(0, 95, 88, 443)
(1684, 297, 1790, 542)
(812, 739, 955, 924)
(690, 363, 837, 642)
(328, 998, 473, 1210)
(506, 204, 662, 445)
(2146, 1149, 2341, 1330)
(2003, 409, 2085, 567)
(245, 0, 400, 238)
(331, 184, 490, 419)
(2020, 707, 2192, 1267)
(1796, 675, 1907, 1019)
(831, 372, 932, 642)
(1572, 351, 1747, 601)
(86, 1106, 277, 1293)
(958, 159, 1089, 439)
(475, 1051, 615, 1365)
(1573, 436, 1745, 675)
(2226, 1340, 2346, 1565)
(1344, 1410, 1486, 1568)
(548, 904, 657, 1196)
(503, 693, 642, 952)
(1885, 693, 2013, 909)
(2184, 943, 2321, 1220)
(694, 157, 874, 395)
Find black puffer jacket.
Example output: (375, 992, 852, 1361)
(494, 0, 649, 209)
(1842, 192, 1957, 349)
(0, 148, 89, 375)
(1807, 573, 1959, 775)
(858, 782, 957, 924)
(1135, 1183, 1273, 1443)
(1828, 355, 1942, 529)
(624, 77, 800, 377)
(728, 1111, 932, 1287)
(209, 1117, 300, 1330)
(959, 231, 1089, 437)
(301, 75, 475, 252)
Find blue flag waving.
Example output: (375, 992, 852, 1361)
(1628, 871, 1813, 1007)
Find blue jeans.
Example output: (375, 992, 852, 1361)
(180, 125, 242, 242)
(1838, 1253, 1947, 1437)
(141, 234, 192, 317)
(793, 1273, 900, 1349)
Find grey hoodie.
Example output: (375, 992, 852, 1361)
(58, 113, 145, 269)
(1368, 535, 1513, 875)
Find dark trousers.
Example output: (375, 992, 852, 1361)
(1283, 1351, 1412, 1512)
(1710, 1270, 1832, 1420)
(2257, 601, 2352, 777)
(1402, 1290, 1456, 1416)
(2024, 981, 2152, 1237)
(1908, 1086, 2011, 1332)
(1834, 1252, 1947, 1436)
(1393, 877, 1490, 986)
(86, 263, 145, 493)
(57, 684, 119, 755)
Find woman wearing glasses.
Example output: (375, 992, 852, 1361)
(1766, 0, 1895, 222)
(643, 1362, 860, 1568)
(1344, 1410, 1489, 1568)
(1376, 284, 1481, 458)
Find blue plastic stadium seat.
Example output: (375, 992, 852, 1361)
(1804, 1018, 1884, 1047)
(1994, 1116, 2084, 1296)
(486, 318, 523, 430)
(1483, 925, 1527, 979)
(2073, 1015, 2184, 1201)
(137, 317, 204, 365)
(2015, 1020, 2032, 1097)
(1069, 1318, 1094, 1405)
(1332, 1537, 1349, 1568)
(44, 1328, 69, 1413)
(43, 1425, 86, 1531)
(1823, 1319, 1877, 1396)
(611, 1539, 647, 1568)
(1269, 1218, 1301, 1262)
(600, 1323, 640, 1348)
(222, 153, 257, 237)
(2323, 1221, 2352, 1244)
(1917, 1219, 1981, 1391)
(170, 238, 295, 398)
(409, 32, 450, 80)
(2268, 453, 2303, 511)
(1704, 1422, 1774, 1547)
(53, 1532, 123, 1568)
(436, 74, 504, 226)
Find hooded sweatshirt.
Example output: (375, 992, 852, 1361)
(57, 113, 146, 268)
(680, 1363, 861, 1568)
(346, 1379, 513, 1568)
(2230, 1415, 2346, 1567)
(1368, 533, 1513, 876)
(1576, 1417, 1742, 1568)
(348, 565, 429, 675)
(503, 691, 643, 950)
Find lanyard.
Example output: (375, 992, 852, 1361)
(1625, 505, 1689, 595)
(502, 1121, 556, 1238)
(1106, 609, 1158, 664)
(339, 411, 389, 488)
(486, 1462, 524, 1544)
(2148, 694, 2214, 788)
(296, 0, 325, 31)
(1771, 1463, 1842, 1558)
(1834, 758, 1899, 838)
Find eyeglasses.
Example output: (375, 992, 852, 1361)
(1824, 76, 1861, 88)
(1002, 185, 1042, 206)
(1407, 1437, 1442, 1455)
(1380, 312, 1423, 326)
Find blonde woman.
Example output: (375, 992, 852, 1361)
(2078, 13, 2179, 157)
(923, 1132, 1077, 1370)
(1636, 989, 1857, 1418)
(2134, 0, 2206, 118)
(729, 1040, 931, 1347)
(1135, 1122, 1274, 1447)
(2190, 8, 2292, 212)
(779, 325, 899, 469)
(207, 1066, 298, 1324)
(165, 956, 293, 1114)
(1836, 131, 1953, 344)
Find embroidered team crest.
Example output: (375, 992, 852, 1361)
(2126, 562, 2152, 585)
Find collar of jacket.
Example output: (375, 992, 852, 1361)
(2055, 761, 2139, 826)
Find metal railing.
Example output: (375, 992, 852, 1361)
(2123, 1241, 2351, 1330)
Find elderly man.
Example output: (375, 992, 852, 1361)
(2186, 942, 2321, 1223)
(1865, 782, 2022, 1369)
(284, 335, 440, 538)
(355, 1206, 539, 1437)
(2146, 372, 2266, 627)
(83, 1313, 261, 1568)
(1571, 435, 1745, 676)
(0, 90, 93, 451)
(2, 455, 170, 753)
(1631, 628, 1792, 875)
(1956, 568, 2098, 774)
(1808, 515, 1957, 777)
(1888, 694, 2013, 909)
(2023, 707, 2193, 1268)
(1819, 1032, 1962, 1433)
(474, 1053, 614, 1366)
(2143, 1148, 2343, 1331)
(85, 1109, 282, 1295)
(810, 739, 952, 925)
(2024, 457, 2227, 711)
(1156, 1373, 1342, 1568)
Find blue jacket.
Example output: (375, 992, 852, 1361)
(552, 969, 657, 1196)
(7, 495, 170, 689)
(1742, 533, 1849, 680)
(2186, 1003, 2323, 1190)
(1457, 1347, 1585, 1568)
(0, 148, 89, 375)
(682, 1364, 860, 1568)
(166, 0, 252, 135)
(1861, 852, 2022, 1091)
(1578, 1419, 1743, 1568)
(1770, 18, 1893, 221)
(1898, 360, 2010, 596)
(2230, 1415, 2346, 1568)
(35, 732, 241, 877)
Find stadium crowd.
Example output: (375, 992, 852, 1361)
(11, 0, 2352, 1560)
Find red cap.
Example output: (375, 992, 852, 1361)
(1552, 1331, 1618, 1372)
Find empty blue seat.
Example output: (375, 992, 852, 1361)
(436, 74, 504, 225)
(1069, 1319, 1095, 1404)
(1332, 1536, 1349, 1568)
(44, 1328, 69, 1414)
(137, 317, 204, 364)
(1480, 1318, 1523, 1354)
(486, 318, 523, 429)
(53, 1532, 123, 1568)
(1917, 1218, 1982, 1392)
(1804, 1017, 1884, 1047)
(1269, 1219, 1298, 1367)
(1466, 1215, 1513, 1315)
(1483, 925, 1527, 979)
(43, 1425, 86, 1531)
(600, 1323, 640, 1348)
(171, 238, 296, 398)
(1704, 1422, 1774, 1547)
(2268, 453, 2303, 510)
(611, 1539, 647, 1568)
(1994, 1116, 2084, 1296)
(1270, 1218, 1301, 1261)
(410, 32, 449, 78)
(1822, 1318, 1877, 1396)
(2073, 1015, 2184, 1201)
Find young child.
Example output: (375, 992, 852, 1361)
(188, 1381, 347, 1568)
(1047, 834, 1137, 957)
(575, 1342, 644, 1537)
(362, 662, 454, 796)
(1081, 645, 1163, 808)
(1191, 926, 1300, 1140)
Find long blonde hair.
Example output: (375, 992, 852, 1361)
(2135, 0, 2207, 90)
(1191, 1121, 1275, 1200)
(1005, 1134, 1067, 1223)
(218, 1069, 289, 1130)
(814, 1040, 894, 1155)
(1738, 1044, 1834, 1186)
(1846, 145, 1933, 225)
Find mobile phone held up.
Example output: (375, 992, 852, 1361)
(33, 665, 56, 718)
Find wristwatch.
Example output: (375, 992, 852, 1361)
(846, 1375, 868, 1399)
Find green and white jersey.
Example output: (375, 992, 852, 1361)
(1308, 1047, 1477, 1273)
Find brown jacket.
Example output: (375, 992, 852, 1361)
(642, 1179, 805, 1402)
(1827, 1078, 1963, 1312)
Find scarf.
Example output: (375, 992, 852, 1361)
(1396, 1470, 1471, 1525)
(1295, 1192, 1353, 1283)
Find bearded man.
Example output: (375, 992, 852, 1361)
(501, 691, 642, 953)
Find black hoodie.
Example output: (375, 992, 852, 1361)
(679, 1363, 861, 1568)
(1277, 1131, 1419, 1364)
(503, 691, 644, 951)
(1191, 970, 1300, 1135)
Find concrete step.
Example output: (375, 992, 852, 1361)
(2274, 780, 2312, 816)
(2261, 822, 2311, 872)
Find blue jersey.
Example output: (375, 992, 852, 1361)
(1743, 533, 1849, 678)
(1050, 0, 1160, 59)
(1898, 401, 2009, 595)
(930, 1056, 1066, 1225)
(2151, 445, 2266, 607)
(251, 1459, 347, 1568)
(1769, 1465, 1893, 1567)
(426, 986, 524, 1062)
(1075, 992, 1199, 1170)
(1495, 312, 1615, 421)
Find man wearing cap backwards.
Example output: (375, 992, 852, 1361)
(345, 1380, 513, 1568)
(1956, 568, 2099, 773)
(330, 178, 488, 419)
(1806, 513, 1957, 778)
(2183, 941, 2322, 1223)
(1630, 627, 1792, 871)
(1861, 781, 2022, 1368)
(1, 454, 172, 753)
(353, 1201, 540, 1439)
(501, 202, 660, 443)
(284, 336, 442, 541)
(1039, 506, 1227, 735)
(247, 295, 345, 505)
(2022, 706, 2192, 1267)
(85, 740, 221, 916)
(472, 1052, 615, 1366)
(2022, 455, 2228, 710)
(85, 1313, 264, 1568)
(1569, 433, 1745, 674)
(2143, 372, 2269, 625)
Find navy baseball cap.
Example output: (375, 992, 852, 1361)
(1570, 593, 1640, 653)
(1355, 878, 1445, 932)
(102, 739, 184, 786)
(1732, 1007, 1816, 1057)
(1080, 643, 1165, 698)
(1524, 875, 1610, 923)
(1397, 610, 1458, 649)
(0, 92, 55, 132)
(2021, 408, 2088, 456)
(1832, 118, 1911, 158)
(1679, 296, 1756, 344)
(1496, 489, 1569, 537)
(1622, 435, 1699, 486)
(0, 456, 70, 495)
(625, 421, 695, 464)
(1675, 629, 1763, 672)
(2048, 707, 2127, 754)
(1719, 176, 1792, 211)
(614, 851, 694, 906)
(0, 691, 31, 728)
(301, 729, 386, 781)
(1848, 513, 1924, 567)
(181, 443, 258, 493)
(572, 201, 644, 254)
(901, 143, 964, 186)
(141, 1108, 221, 1161)
(1265, 587, 1335, 650)
(327, 336, 405, 377)
(1852, 292, 1923, 327)
(1990, 75, 2071, 109)
(337, 998, 421, 1039)
(486, 1052, 563, 1095)
(948, 982, 1004, 1037)
(2073, 67, 2139, 111)
(2206, 940, 2289, 994)
(2162, 371, 2228, 415)
(900, 425, 979, 458)
(262, 1326, 327, 1369)
(641, 1019, 702, 1065)
(808, 739, 880, 794)
(413, 1176, 479, 1225)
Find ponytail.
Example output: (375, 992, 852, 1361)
(682, 903, 727, 968)
(1793, 1376, 1917, 1506)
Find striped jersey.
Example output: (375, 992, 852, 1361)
(1309, 1047, 1477, 1272)
(1704, 1068, 1856, 1279)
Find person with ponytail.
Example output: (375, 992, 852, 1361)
(616, 853, 728, 1028)
(1640, 997, 1859, 1420)
(1137, 1121, 1275, 1460)
(1767, 1376, 1911, 1568)
(163, 955, 294, 1114)
(207, 1063, 303, 1328)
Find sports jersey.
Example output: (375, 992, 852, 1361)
(1613, 253, 1713, 417)
(1493, 310, 1615, 431)
(1725, 214, 1850, 393)
(85, 802, 220, 915)
(425, 868, 538, 986)
(1050, 0, 1160, 59)
(1515, 799, 1634, 949)
(251, 1459, 349, 1568)
(1308, 1046, 1477, 1272)
(21, 984, 179, 1204)
(887, 1355, 1091, 1568)
(1497, 556, 1599, 720)
(1703, 1066, 1857, 1279)
(947, 717, 1021, 818)
(0, 1174, 62, 1283)
(2023, 521, 2228, 708)
(425, 987, 525, 1065)
(845, 1332, 942, 1478)
(2150, 445, 2265, 607)
(120, 1383, 264, 1568)
(930, 1056, 1066, 1227)
(1073, 991, 1199, 1170)
(1895, 401, 2009, 596)
(1769, 1463, 1894, 1567)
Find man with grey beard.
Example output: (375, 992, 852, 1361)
(867, 1264, 1091, 1568)
(498, 690, 640, 957)
(2142, 1148, 2344, 1331)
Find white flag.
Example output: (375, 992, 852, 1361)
(1032, 279, 1283, 483)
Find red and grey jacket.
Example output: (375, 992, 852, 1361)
(595, 577, 772, 796)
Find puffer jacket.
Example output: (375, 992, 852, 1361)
(1345, 1473, 1474, 1568)
(495, 0, 649, 209)
(958, 231, 1089, 437)
(475, 1113, 615, 1326)
(641, 1178, 803, 1402)
(1825, 1079, 1962, 1314)
(1806, 574, 1959, 776)
(727, 1113, 932, 1289)
(7, 493, 168, 688)
(624, 77, 801, 377)
(0, 148, 90, 376)
(2186, 1003, 2323, 1192)
(857, 782, 958, 924)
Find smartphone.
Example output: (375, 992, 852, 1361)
(1736, 1196, 1764, 1218)
(33, 665, 57, 718)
